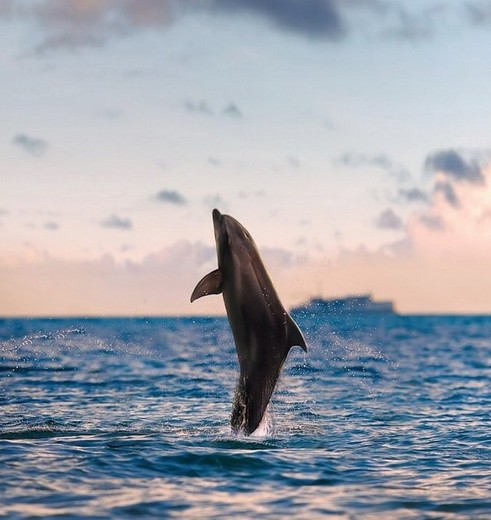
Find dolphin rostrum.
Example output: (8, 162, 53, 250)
(190, 209, 307, 435)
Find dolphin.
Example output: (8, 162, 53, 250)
(190, 209, 307, 435)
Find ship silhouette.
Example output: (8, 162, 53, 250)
(291, 294, 396, 317)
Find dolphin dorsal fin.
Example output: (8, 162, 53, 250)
(190, 269, 223, 302)
(286, 313, 307, 352)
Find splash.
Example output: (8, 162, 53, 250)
(250, 406, 275, 438)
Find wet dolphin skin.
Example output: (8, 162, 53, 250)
(191, 209, 307, 435)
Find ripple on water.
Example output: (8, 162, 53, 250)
(2, 316, 491, 517)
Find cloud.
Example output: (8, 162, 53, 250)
(5, 165, 491, 317)
(0, 0, 13, 17)
(466, 1, 491, 25)
(45, 221, 59, 231)
(184, 99, 213, 115)
(3, 0, 342, 50)
(3, 0, 449, 52)
(424, 149, 484, 184)
(260, 246, 307, 271)
(418, 214, 445, 231)
(27, 0, 181, 52)
(4, 177, 491, 315)
(97, 108, 123, 119)
(287, 156, 301, 168)
(100, 214, 133, 230)
(434, 181, 459, 208)
(337, 152, 391, 168)
(203, 194, 226, 209)
(238, 190, 266, 199)
(0, 241, 220, 316)
(208, 157, 222, 167)
(222, 103, 243, 118)
(211, 0, 345, 40)
(12, 134, 48, 156)
(184, 100, 244, 119)
(407, 161, 491, 246)
(284, 243, 491, 314)
(336, 152, 410, 180)
(380, 3, 445, 41)
(376, 208, 403, 230)
(0, 239, 312, 316)
(0, 241, 214, 316)
(397, 187, 429, 203)
(155, 189, 187, 206)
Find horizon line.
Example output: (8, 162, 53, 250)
(2, 311, 491, 320)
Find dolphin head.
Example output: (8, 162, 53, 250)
(213, 208, 256, 268)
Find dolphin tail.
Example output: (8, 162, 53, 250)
(231, 371, 278, 435)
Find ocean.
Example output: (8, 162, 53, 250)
(1, 314, 490, 518)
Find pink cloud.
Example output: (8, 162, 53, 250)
(18, 0, 181, 52)
(2, 164, 491, 316)
(407, 163, 491, 258)
(0, 240, 306, 316)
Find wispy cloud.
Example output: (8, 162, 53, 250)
(1, 0, 457, 53)
(0, 0, 13, 17)
(407, 161, 491, 244)
(97, 108, 123, 119)
(466, 1, 491, 25)
(376, 208, 404, 230)
(287, 156, 301, 168)
(380, 3, 446, 41)
(211, 0, 345, 40)
(211, 1, 448, 43)
(45, 221, 60, 231)
(397, 187, 429, 204)
(222, 103, 243, 118)
(0, 239, 310, 315)
(203, 194, 226, 209)
(184, 100, 244, 119)
(208, 157, 222, 167)
(26, 0, 180, 53)
(184, 99, 213, 115)
(100, 214, 133, 230)
(238, 190, 266, 199)
(155, 190, 187, 206)
(337, 152, 391, 168)
(418, 214, 445, 231)
(12, 134, 48, 156)
(336, 152, 410, 180)
(434, 181, 459, 208)
(0, 241, 214, 316)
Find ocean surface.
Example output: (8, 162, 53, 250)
(1, 313, 491, 518)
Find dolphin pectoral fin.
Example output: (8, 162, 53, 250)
(190, 269, 223, 302)
(286, 314, 307, 352)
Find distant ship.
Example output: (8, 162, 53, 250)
(291, 294, 396, 317)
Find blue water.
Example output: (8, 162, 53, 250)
(1, 314, 491, 518)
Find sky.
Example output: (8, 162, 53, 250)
(2, 0, 491, 316)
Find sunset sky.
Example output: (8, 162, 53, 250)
(2, 0, 491, 316)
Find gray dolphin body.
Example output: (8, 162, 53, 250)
(191, 209, 307, 435)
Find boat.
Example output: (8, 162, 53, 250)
(290, 294, 396, 317)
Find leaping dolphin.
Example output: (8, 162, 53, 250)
(191, 209, 307, 435)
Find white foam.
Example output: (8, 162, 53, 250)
(250, 406, 275, 438)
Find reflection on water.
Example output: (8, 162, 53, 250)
(1, 315, 491, 517)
